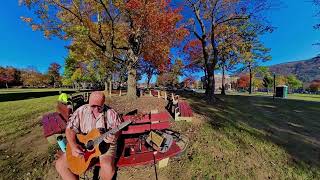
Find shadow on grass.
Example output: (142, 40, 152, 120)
(180, 92, 320, 168)
(0, 90, 79, 102)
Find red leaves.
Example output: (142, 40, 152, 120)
(237, 74, 250, 88)
(126, 0, 143, 9)
(310, 80, 320, 91)
(183, 39, 203, 70)
(183, 76, 196, 87)
(125, 0, 187, 70)
(0, 67, 16, 84)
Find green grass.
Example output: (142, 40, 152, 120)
(0, 95, 57, 179)
(230, 91, 320, 102)
(0, 95, 57, 141)
(287, 93, 320, 102)
(1, 90, 320, 179)
(0, 88, 74, 94)
(0, 88, 77, 102)
(165, 93, 320, 179)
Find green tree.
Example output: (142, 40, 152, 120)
(47, 62, 61, 88)
(287, 75, 303, 93)
(62, 56, 77, 87)
(239, 23, 272, 94)
(170, 59, 184, 86)
(263, 75, 273, 94)
(184, 0, 273, 102)
(20, 0, 186, 100)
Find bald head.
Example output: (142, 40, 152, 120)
(89, 91, 105, 107)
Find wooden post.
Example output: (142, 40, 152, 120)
(158, 90, 160, 98)
(119, 89, 122, 96)
(150, 90, 152, 96)
(164, 92, 167, 100)
(104, 81, 108, 95)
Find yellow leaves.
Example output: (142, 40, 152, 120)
(44, 30, 50, 38)
(31, 24, 41, 31)
(20, 16, 33, 23)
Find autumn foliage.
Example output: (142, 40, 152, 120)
(0, 63, 61, 88)
(20, 0, 188, 99)
(237, 74, 250, 89)
(310, 80, 320, 91)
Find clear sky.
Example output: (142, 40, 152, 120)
(0, 0, 319, 74)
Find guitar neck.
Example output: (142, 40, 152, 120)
(94, 120, 131, 145)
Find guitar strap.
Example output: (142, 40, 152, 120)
(104, 105, 110, 130)
(98, 105, 110, 133)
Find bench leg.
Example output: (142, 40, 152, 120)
(174, 107, 180, 121)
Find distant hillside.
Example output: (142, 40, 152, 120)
(269, 56, 320, 83)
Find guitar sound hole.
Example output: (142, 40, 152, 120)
(86, 140, 94, 151)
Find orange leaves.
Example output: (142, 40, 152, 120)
(124, 0, 187, 70)
(237, 74, 250, 88)
(126, 0, 143, 9)
(310, 80, 320, 91)
(183, 39, 203, 62)
(20, 16, 33, 23)
(31, 24, 41, 31)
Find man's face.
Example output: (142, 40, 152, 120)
(89, 91, 105, 114)
(91, 104, 104, 113)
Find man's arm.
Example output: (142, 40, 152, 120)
(66, 127, 78, 148)
(104, 109, 122, 144)
(66, 127, 84, 157)
(66, 107, 84, 157)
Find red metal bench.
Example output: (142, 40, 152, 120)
(95, 112, 182, 168)
(121, 112, 171, 134)
(56, 102, 72, 121)
(42, 112, 66, 138)
(116, 138, 181, 167)
(174, 101, 193, 122)
(150, 90, 159, 97)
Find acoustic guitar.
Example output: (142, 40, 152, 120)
(66, 120, 132, 175)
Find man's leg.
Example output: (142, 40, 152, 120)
(99, 155, 116, 180)
(55, 153, 78, 180)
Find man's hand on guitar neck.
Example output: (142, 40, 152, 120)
(104, 134, 117, 144)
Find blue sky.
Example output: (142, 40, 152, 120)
(0, 0, 319, 75)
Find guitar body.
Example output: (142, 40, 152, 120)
(65, 119, 133, 175)
(66, 129, 102, 175)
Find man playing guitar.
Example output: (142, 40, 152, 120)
(55, 91, 122, 180)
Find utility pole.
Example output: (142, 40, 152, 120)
(273, 74, 276, 100)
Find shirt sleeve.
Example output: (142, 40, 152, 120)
(106, 109, 122, 129)
(66, 107, 82, 133)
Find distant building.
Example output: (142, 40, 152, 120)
(201, 74, 238, 91)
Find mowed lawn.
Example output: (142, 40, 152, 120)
(164, 93, 320, 179)
(231, 91, 320, 102)
(0, 88, 72, 94)
(0, 89, 320, 179)
(0, 94, 57, 179)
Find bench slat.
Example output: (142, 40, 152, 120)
(178, 101, 193, 117)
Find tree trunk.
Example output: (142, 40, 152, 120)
(126, 49, 138, 100)
(5, 82, 8, 89)
(203, 68, 207, 90)
(205, 70, 215, 102)
(127, 66, 137, 100)
(147, 74, 152, 89)
(249, 64, 253, 94)
(109, 79, 112, 96)
(221, 64, 226, 95)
